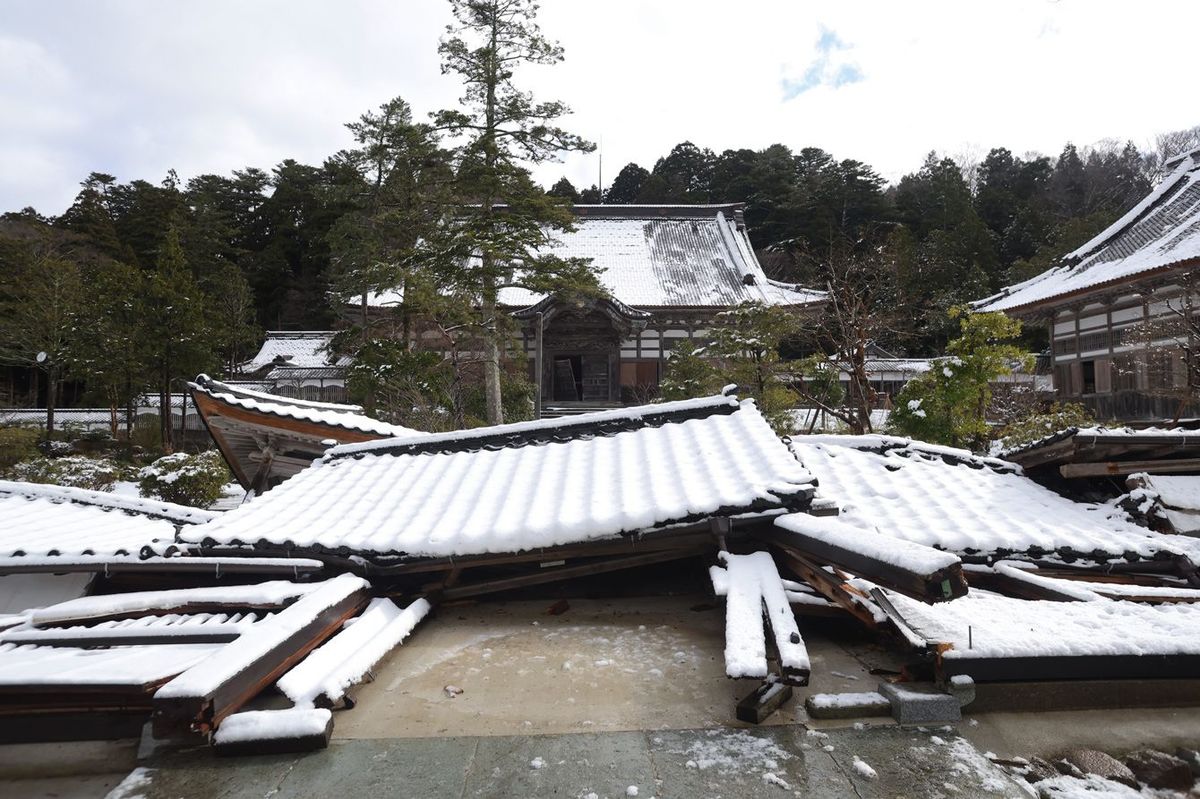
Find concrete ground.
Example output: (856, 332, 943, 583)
(3, 594, 1199, 798)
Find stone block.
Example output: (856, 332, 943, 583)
(877, 681, 961, 725)
(1124, 749, 1194, 791)
(1063, 749, 1137, 788)
(804, 691, 891, 720)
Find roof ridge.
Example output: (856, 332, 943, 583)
(326, 391, 743, 460)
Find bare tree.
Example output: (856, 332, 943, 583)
(788, 235, 904, 434)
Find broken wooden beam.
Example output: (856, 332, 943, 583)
(1060, 458, 1200, 478)
(31, 582, 320, 627)
(211, 708, 333, 756)
(152, 574, 369, 737)
(963, 564, 1097, 602)
(276, 597, 431, 707)
(772, 548, 880, 629)
(438, 548, 708, 601)
(0, 556, 324, 577)
(735, 680, 794, 724)
(711, 551, 810, 686)
(762, 515, 967, 604)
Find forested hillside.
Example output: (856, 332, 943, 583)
(1, 102, 1197, 413)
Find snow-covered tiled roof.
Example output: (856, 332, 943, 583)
(240, 332, 351, 373)
(191, 376, 419, 439)
(786, 435, 1195, 564)
(182, 393, 816, 558)
(978, 149, 1200, 313)
(0, 480, 214, 560)
(368, 205, 827, 311)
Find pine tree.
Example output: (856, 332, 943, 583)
(433, 0, 599, 424)
(139, 226, 212, 450)
(605, 163, 649, 203)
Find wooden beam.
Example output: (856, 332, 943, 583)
(0, 557, 324, 577)
(438, 549, 707, 601)
(1060, 457, 1200, 478)
(152, 580, 369, 737)
(0, 628, 246, 647)
(735, 681, 793, 724)
(756, 527, 968, 604)
(939, 653, 1200, 683)
(770, 548, 877, 629)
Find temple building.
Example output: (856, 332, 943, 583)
(978, 148, 1200, 421)
(367, 204, 826, 408)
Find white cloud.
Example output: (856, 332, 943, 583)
(0, 0, 1196, 214)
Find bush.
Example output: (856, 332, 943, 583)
(8, 455, 125, 491)
(138, 450, 231, 508)
(0, 427, 40, 472)
(993, 402, 1097, 453)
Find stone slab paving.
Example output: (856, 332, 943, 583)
(113, 725, 1031, 799)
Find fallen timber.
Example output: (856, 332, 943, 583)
(152, 575, 369, 737)
(756, 520, 968, 604)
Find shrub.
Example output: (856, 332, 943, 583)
(8, 455, 125, 491)
(138, 450, 231, 508)
(0, 427, 40, 472)
(993, 402, 1097, 453)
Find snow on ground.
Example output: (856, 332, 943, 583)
(852, 755, 878, 779)
(104, 767, 154, 799)
(676, 729, 793, 777)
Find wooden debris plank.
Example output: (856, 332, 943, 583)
(152, 575, 369, 737)
(212, 708, 334, 757)
(757, 522, 968, 604)
(964, 566, 1093, 602)
(438, 548, 708, 601)
(1060, 457, 1200, 478)
(714, 552, 810, 685)
(30, 583, 319, 628)
(938, 652, 1200, 683)
(0, 558, 324, 577)
(735, 681, 794, 724)
(0, 628, 246, 647)
(770, 547, 878, 628)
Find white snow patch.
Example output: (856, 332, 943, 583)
(213, 708, 330, 745)
(105, 767, 153, 799)
(851, 756, 877, 779)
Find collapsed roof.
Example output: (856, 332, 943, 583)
(182, 392, 817, 558)
(190, 375, 420, 492)
(978, 148, 1200, 314)
(0, 480, 214, 567)
(787, 435, 1200, 567)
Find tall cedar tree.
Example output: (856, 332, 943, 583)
(327, 97, 454, 341)
(140, 226, 211, 450)
(0, 221, 84, 433)
(434, 0, 599, 424)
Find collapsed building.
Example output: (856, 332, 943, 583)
(1, 389, 1198, 752)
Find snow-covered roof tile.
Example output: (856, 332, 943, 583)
(240, 332, 351, 373)
(368, 206, 827, 311)
(0, 480, 214, 560)
(191, 376, 419, 439)
(978, 151, 1200, 313)
(787, 435, 1192, 563)
(182, 394, 816, 558)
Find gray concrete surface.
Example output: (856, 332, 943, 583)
(112, 726, 1032, 799)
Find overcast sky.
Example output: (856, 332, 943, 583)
(2, 0, 1196, 215)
